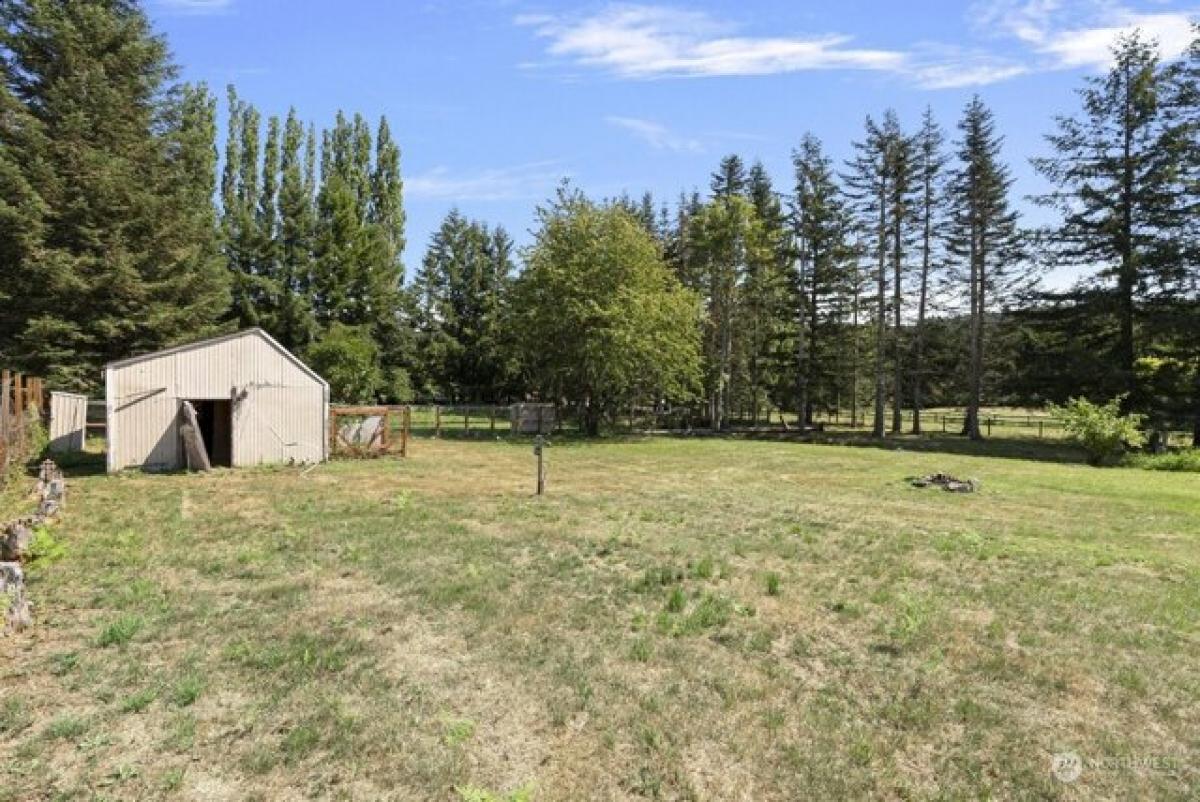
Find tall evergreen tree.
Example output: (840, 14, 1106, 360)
(414, 210, 514, 401)
(711, 154, 748, 199)
(0, 0, 227, 387)
(911, 108, 947, 434)
(844, 116, 892, 437)
(947, 97, 1023, 440)
(792, 135, 854, 425)
(1172, 27, 1200, 443)
(881, 111, 916, 433)
(1033, 32, 1188, 409)
(690, 195, 763, 429)
(742, 161, 791, 422)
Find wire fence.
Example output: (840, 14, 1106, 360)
(398, 403, 1194, 444)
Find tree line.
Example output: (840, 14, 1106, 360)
(2, 1, 1197, 443)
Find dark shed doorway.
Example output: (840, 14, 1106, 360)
(185, 399, 232, 467)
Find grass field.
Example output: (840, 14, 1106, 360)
(2, 435, 1198, 800)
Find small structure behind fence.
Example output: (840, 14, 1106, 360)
(511, 403, 555, 434)
(329, 405, 411, 458)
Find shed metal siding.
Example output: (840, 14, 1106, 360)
(49, 392, 88, 453)
(106, 329, 328, 472)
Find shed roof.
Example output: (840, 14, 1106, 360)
(105, 328, 328, 388)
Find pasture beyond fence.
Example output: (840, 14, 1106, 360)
(0, 371, 45, 476)
(388, 403, 1194, 445)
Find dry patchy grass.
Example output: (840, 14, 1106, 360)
(1, 436, 1198, 800)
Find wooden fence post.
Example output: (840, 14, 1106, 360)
(14, 374, 25, 454)
(402, 407, 410, 457)
(434, 405, 441, 438)
(465, 407, 470, 434)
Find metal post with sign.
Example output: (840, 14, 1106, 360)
(533, 435, 547, 495)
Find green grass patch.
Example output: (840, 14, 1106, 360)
(3, 436, 1197, 799)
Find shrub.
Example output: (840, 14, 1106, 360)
(1049, 395, 1145, 466)
(1124, 449, 1200, 473)
(305, 324, 384, 404)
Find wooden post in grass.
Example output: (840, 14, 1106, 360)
(465, 407, 470, 434)
(434, 405, 441, 438)
(0, 370, 10, 466)
(533, 435, 546, 495)
(1038, 420, 1044, 439)
(14, 373, 25, 454)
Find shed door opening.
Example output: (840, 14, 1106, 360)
(186, 399, 232, 467)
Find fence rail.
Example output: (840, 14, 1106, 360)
(1, 371, 45, 476)
(398, 403, 1193, 444)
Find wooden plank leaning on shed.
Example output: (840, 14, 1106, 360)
(179, 400, 212, 471)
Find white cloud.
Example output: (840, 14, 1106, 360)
(518, 5, 908, 79)
(606, 116, 703, 153)
(155, 0, 233, 14)
(971, 1, 1197, 70)
(406, 161, 567, 201)
(520, 3, 1198, 90)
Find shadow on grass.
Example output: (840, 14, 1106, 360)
(727, 429, 1088, 465)
(408, 425, 1090, 464)
(33, 449, 108, 478)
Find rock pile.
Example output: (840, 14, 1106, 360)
(2, 459, 66, 634)
(910, 473, 980, 493)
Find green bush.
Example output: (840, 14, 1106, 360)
(1049, 395, 1145, 466)
(305, 324, 384, 404)
(27, 526, 66, 570)
(1124, 449, 1200, 473)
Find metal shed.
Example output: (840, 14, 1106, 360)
(105, 328, 329, 472)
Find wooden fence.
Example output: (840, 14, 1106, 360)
(407, 405, 558, 437)
(1, 371, 45, 474)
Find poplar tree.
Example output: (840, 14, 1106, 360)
(256, 115, 282, 328)
(276, 109, 317, 349)
(222, 87, 264, 327)
(947, 98, 1023, 440)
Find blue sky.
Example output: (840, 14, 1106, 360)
(149, 0, 1196, 282)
